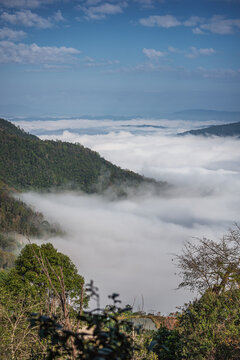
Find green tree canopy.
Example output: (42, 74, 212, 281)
(14, 243, 84, 306)
(178, 289, 240, 359)
(0, 243, 85, 359)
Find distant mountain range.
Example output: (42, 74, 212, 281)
(3, 109, 240, 123)
(179, 121, 240, 138)
(171, 109, 240, 122)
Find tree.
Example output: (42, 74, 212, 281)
(149, 326, 182, 360)
(0, 268, 48, 360)
(176, 224, 240, 294)
(172, 225, 240, 359)
(177, 289, 240, 359)
(0, 243, 85, 359)
(14, 243, 85, 319)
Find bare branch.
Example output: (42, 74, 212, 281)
(176, 224, 240, 294)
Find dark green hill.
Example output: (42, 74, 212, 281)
(0, 180, 60, 269)
(0, 118, 37, 140)
(0, 118, 167, 268)
(179, 121, 240, 138)
(0, 117, 168, 268)
(0, 118, 164, 193)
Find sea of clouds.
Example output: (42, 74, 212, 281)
(18, 118, 240, 314)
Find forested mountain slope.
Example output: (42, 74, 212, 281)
(0, 118, 37, 140)
(179, 121, 240, 138)
(0, 118, 164, 192)
(0, 180, 60, 268)
(0, 118, 166, 267)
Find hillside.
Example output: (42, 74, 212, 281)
(0, 180, 60, 268)
(179, 121, 240, 138)
(0, 117, 37, 140)
(0, 118, 167, 267)
(0, 118, 165, 193)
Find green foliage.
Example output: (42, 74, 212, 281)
(0, 232, 20, 269)
(0, 266, 47, 359)
(0, 118, 162, 193)
(0, 248, 16, 269)
(0, 118, 37, 140)
(0, 232, 19, 252)
(0, 184, 60, 269)
(0, 187, 46, 236)
(0, 118, 165, 267)
(0, 243, 86, 359)
(177, 290, 240, 359)
(149, 326, 182, 360)
(30, 284, 135, 360)
(15, 243, 85, 307)
(132, 331, 158, 360)
(173, 227, 240, 359)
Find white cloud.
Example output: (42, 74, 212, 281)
(16, 118, 228, 142)
(200, 15, 240, 34)
(0, 27, 26, 40)
(133, 0, 165, 7)
(36, 131, 240, 191)
(142, 47, 166, 59)
(0, 0, 60, 9)
(80, 0, 164, 10)
(51, 9, 65, 23)
(1, 9, 65, 28)
(139, 13, 240, 35)
(1, 10, 52, 28)
(185, 46, 216, 58)
(192, 27, 205, 35)
(183, 16, 204, 27)
(0, 41, 80, 64)
(20, 128, 240, 313)
(80, 2, 127, 20)
(139, 15, 181, 28)
(134, 0, 155, 6)
(85, 0, 102, 5)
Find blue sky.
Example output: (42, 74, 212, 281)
(0, 0, 240, 116)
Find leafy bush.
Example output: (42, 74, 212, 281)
(149, 326, 182, 360)
(177, 289, 240, 360)
(30, 283, 135, 360)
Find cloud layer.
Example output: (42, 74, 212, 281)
(0, 0, 60, 9)
(20, 123, 240, 314)
(139, 14, 240, 34)
(1, 9, 64, 28)
(0, 41, 80, 64)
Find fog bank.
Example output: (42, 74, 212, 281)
(21, 131, 240, 314)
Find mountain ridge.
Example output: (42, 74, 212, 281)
(179, 121, 240, 138)
(0, 117, 167, 268)
(0, 118, 166, 193)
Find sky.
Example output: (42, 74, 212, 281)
(1, 0, 240, 116)
(18, 118, 240, 313)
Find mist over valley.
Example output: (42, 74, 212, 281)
(17, 117, 240, 313)
(1, 0, 240, 356)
